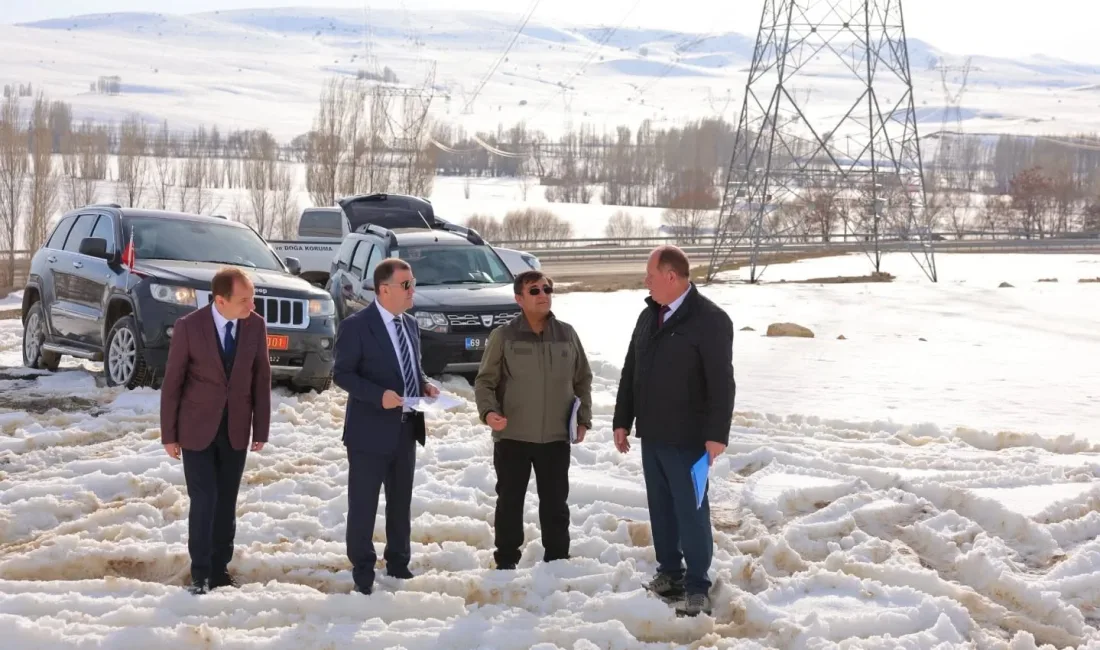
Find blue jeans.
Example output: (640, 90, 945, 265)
(641, 439, 713, 595)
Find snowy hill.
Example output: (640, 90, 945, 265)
(4, 8, 1100, 141)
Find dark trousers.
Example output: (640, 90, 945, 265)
(493, 438, 571, 566)
(346, 420, 416, 591)
(640, 439, 713, 595)
(182, 411, 248, 583)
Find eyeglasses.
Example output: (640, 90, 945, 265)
(527, 284, 553, 296)
(384, 279, 416, 291)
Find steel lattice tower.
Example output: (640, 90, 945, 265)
(707, 0, 938, 283)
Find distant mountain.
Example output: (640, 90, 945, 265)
(9, 8, 1100, 140)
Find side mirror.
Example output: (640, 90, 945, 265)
(361, 278, 375, 292)
(79, 237, 109, 260)
(284, 256, 301, 276)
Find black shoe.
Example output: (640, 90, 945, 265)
(209, 572, 240, 589)
(387, 566, 414, 580)
(354, 583, 373, 595)
(496, 562, 517, 571)
(675, 593, 713, 617)
(645, 573, 685, 600)
(186, 578, 209, 595)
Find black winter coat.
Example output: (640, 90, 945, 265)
(612, 284, 735, 447)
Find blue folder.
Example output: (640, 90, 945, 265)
(691, 453, 709, 509)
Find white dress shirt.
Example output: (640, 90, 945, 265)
(377, 302, 419, 411)
(211, 304, 238, 352)
(662, 284, 691, 319)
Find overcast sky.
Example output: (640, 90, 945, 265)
(7, 1, 1099, 64)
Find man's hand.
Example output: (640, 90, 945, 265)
(164, 443, 181, 460)
(382, 390, 403, 409)
(423, 383, 440, 398)
(251, 441, 266, 452)
(574, 425, 587, 443)
(486, 412, 508, 431)
(613, 428, 630, 453)
(705, 441, 726, 465)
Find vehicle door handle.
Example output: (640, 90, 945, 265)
(72, 261, 83, 269)
(47, 256, 57, 263)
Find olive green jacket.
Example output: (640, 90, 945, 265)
(474, 312, 593, 443)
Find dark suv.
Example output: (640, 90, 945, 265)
(21, 205, 337, 392)
(326, 221, 520, 376)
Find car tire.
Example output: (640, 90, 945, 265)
(22, 301, 60, 372)
(104, 315, 155, 389)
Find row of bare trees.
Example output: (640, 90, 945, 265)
(300, 74, 437, 207)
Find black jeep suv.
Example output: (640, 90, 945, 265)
(325, 195, 521, 376)
(21, 206, 337, 392)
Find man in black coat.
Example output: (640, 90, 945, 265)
(612, 245, 735, 618)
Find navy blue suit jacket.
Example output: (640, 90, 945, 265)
(333, 301, 428, 454)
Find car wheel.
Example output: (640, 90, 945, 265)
(22, 302, 60, 371)
(105, 316, 154, 389)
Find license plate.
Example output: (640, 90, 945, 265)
(465, 337, 484, 351)
(268, 334, 289, 350)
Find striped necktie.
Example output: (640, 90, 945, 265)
(394, 316, 420, 398)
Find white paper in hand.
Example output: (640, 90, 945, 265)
(568, 396, 581, 443)
(405, 392, 465, 413)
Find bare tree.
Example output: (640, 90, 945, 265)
(60, 121, 99, 210)
(151, 120, 175, 209)
(364, 84, 392, 193)
(661, 184, 718, 244)
(464, 214, 503, 241)
(1008, 167, 1054, 238)
(272, 163, 298, 238)
(305, 77, 354, 206)
(339, 81, 368, 196)
(500, 207, 573, 243)
(116, 114, 149, 208)
(26, 94, 58, 251)
(604, 210, 654, 243)
(0, 95, 27, 284)
(245, 130, 279, 237)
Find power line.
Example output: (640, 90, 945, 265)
(524, 0, 643, 124)
(461, 0, 542, 114)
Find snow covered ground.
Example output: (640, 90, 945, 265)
(1, 253, 1099, 649)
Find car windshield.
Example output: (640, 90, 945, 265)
(395, 244, 512, 285)
(127, 217, 285, 271)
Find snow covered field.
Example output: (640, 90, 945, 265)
(5, 8, 1100, 141)
(1, 253, 1099, 649)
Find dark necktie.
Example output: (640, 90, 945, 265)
(394, 317, 420, 398)
(223, 321, 235, 361)
(658, 305, 671, 327)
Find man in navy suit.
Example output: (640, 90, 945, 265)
(333, 257, 439, 595)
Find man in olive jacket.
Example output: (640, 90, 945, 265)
(475, 270, 593, 570)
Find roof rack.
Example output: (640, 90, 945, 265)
(354, 223, 399, 249)
(433, 219, 484, 245)
(88, 203, 122, 209)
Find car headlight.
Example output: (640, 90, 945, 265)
(150, 283, 197, 306)
(309, 298, 335, 317)
(414, 311, 449, 333)
(521, 253, 541, 270)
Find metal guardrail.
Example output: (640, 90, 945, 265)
(527, 237, 1100, 263)
(2, 236, 1099, 287)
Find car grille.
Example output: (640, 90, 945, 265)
(446, 311, 519, 332)
(196, 290, 309, 329)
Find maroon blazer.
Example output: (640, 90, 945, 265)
(160, 305, 272, 451)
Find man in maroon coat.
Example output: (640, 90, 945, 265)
(160, 266, 272, 595)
